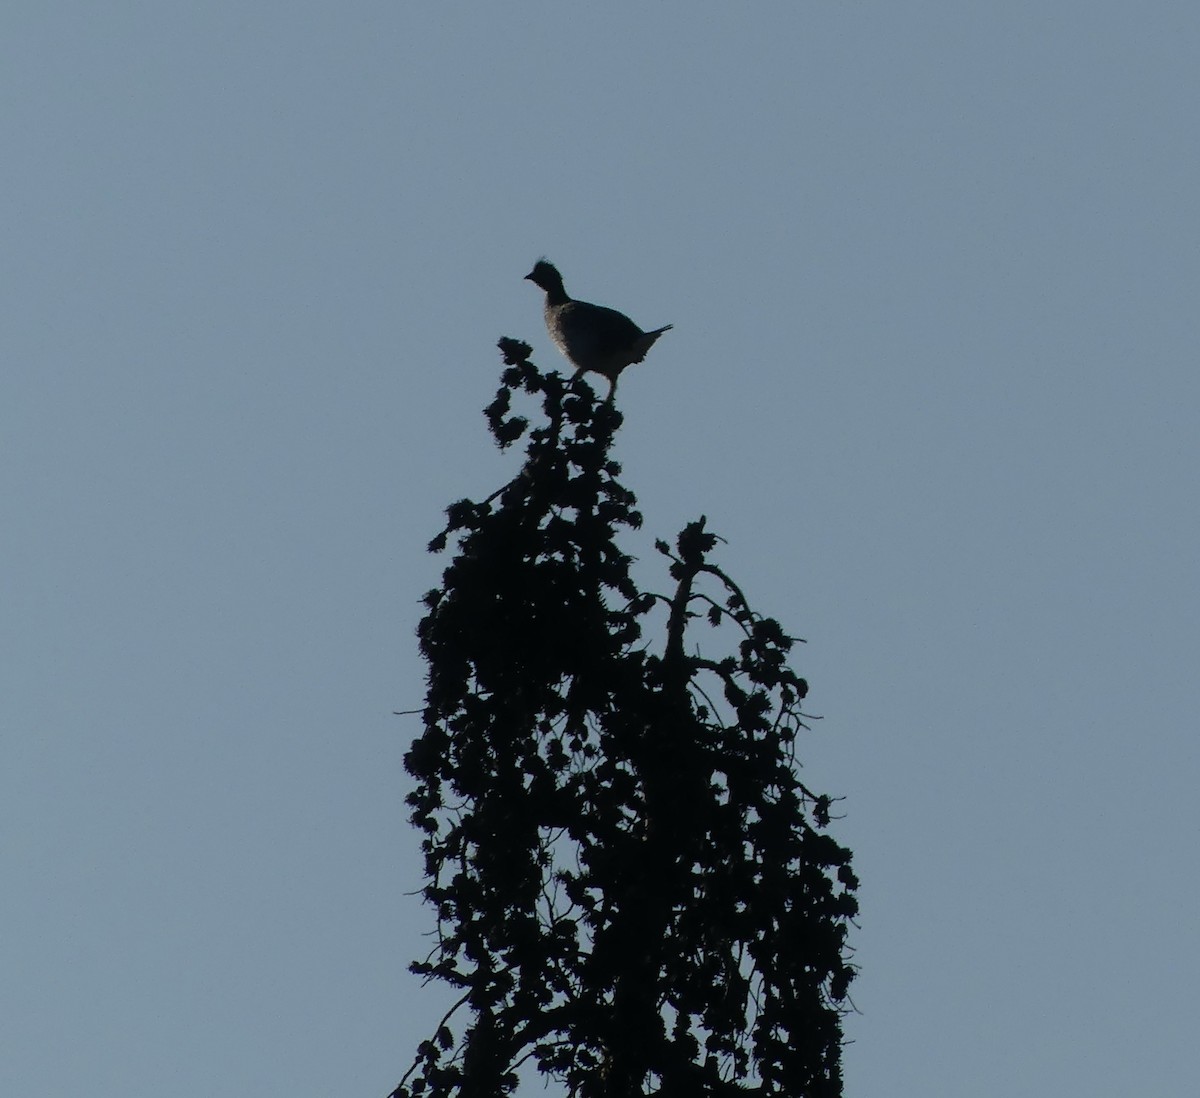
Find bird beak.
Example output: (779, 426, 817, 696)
(524, 271, 536, 281)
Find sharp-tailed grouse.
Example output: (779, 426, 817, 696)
(525, 259, 671, 400)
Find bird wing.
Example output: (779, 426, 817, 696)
(552, 301, 646, 367)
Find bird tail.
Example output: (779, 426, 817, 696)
(631, 324, 672, 363)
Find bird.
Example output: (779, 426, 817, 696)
(524, 259, 671, 401)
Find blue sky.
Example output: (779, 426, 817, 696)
(3, 3, 1198, 1095)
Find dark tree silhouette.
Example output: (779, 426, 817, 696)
(393, 339, 858, 1098)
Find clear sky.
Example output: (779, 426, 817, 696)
(3, 3, 1197, 1095)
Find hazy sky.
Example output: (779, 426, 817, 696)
(4, 3, 1198, 1095)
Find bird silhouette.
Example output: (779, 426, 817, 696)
(525, 259, 672, 401)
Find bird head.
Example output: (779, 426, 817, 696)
(524, 259, 565, 294)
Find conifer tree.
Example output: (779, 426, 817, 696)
(393, 339, 858, 1098)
